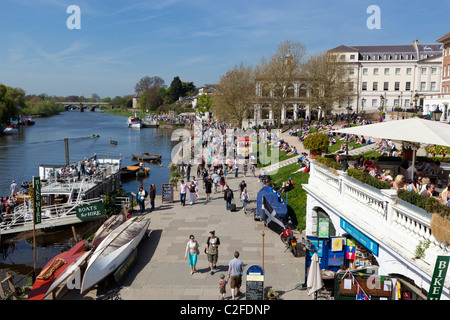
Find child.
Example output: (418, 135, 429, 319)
(219, 274, 227, 300)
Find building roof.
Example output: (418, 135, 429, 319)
(436, 32, 450, 44)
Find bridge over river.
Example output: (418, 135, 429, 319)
(61, 101, 111, 112)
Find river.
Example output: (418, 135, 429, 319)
(0, 110, 178, 286)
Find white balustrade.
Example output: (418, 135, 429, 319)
(308, 161, 447, 266)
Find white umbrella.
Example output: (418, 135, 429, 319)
(334, 118, 450, 180)
(307, 252, 323, 297)
(335, 118, 450, 147)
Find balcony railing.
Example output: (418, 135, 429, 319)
(304, 161, 448, 268)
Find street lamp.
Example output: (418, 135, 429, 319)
(380, 95, 385, 122)
(361, 98, 366, 120)
(414, 92, 419, 113)
(434, 106, 442, 121)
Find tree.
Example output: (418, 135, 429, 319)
(169, 76, 183, 103)
(182, 81, 197, 96)
(303, 51, 354, 120)
(196, 94, 212, 111)
(134, 76, 165, 96)
(139, 86, 163, 111)
(212, 62, 255, 124)
(255, 40, 307, 127)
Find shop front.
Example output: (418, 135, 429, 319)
(305, 213, 426, 300)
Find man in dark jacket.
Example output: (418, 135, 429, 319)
(224, 185, 234, 210)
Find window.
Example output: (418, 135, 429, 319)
(421, 67, 427, 75)
(384, 54, 391, 60)
(431, 82, 436, 91)
(372, 99, 377, 107)
(406, 54, 413, 60)
(432, 67, 437, 75)
(374, 54, 380, 61)
(373, 68, 379, 75)
(384, 68, 390, 75)
(363, 55, 369, 61)
(362, 82, 367, 91)
(394, 82, 400, 91)
(350, 54, 356, 60)
(394, 99, 399, 107)
(340, 55, 346, 61)
(406, 68, 412, 75)
(363, 68, 368, 75)
(395, 54, 402, 60)
(395, 68, 401, 75)
(405, 99, 410, 107)
(373, 82, 378, 91)
(421, 82, 426, 91)
(384, 82, 389, 91)
(405, 82, 411, 91)
(349, 68, 355, 75)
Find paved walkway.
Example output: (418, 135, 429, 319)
(67, 170, 312, 300)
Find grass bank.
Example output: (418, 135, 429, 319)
(266, 162, 309, 232)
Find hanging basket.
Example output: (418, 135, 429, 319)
(430, 213, 450, 243)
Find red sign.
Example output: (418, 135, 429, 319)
(346, 245, 355, 260)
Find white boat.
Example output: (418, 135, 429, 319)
(3, 126, 18, 135)
(80, 216, 151, 294)
(127, 116, 142, 129)
(91, 212, 127, 248)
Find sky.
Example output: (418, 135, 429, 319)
(0, 0, 448, 98)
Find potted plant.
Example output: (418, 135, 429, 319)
(267, 288, 279, 300)
(414, 240, 430, 260)
(303, 133, 329, 159)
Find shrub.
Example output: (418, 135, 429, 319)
(303, 133, 329, 151)
(347, 169, 391, 189)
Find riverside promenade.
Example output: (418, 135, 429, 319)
(64, 129, 312, 301)
(116, 169, 311, 300)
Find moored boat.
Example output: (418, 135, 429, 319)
(120, 163, 150, 179)
(80, 216, 151, 294)
(127, 116, 142, 129)
(28, 240, 88, 300)
(3, 126, 18, 135)
(132, 153, 162, 162)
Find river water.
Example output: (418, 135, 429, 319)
(0, 110, 177, 285)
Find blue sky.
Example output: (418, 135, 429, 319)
(0, 0, 448, 98)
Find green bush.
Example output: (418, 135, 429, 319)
(397, 189, 427, 210)
(347, 169, 391, 189)
(315, 155, 343, 170)
(303, 133, 329, 151)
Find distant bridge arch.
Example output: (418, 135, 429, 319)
(62, 102, 111, 112)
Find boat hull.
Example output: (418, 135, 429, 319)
(28, 241, 87, 300)
(81, 216, 151, 294)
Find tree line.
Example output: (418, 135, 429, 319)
(211, 40, 354, 127)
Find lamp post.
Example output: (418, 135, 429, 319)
(434, 106, 442, 122)
(380, 95, 385, 122)
(414, 91, 419, 113)
(361, 98, 366, 121)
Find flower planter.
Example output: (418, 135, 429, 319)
(430, 213, 450, 243)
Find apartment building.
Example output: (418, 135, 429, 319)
(329, 40, 443, 114)
(423, 32, 450, 120)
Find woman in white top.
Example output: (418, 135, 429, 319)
(180, 180, 187, 206)
(184, 235, 200, 275)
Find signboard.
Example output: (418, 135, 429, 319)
(162, 183, 174, 203)
(340, 218, 379, 256)
(33, 176, 41, 224)
(114, 248, 138, 284)
(246, 265, 264, 300)
(318, 218, 329, 238)
(75, 202, 106, 221)
(427, 255, 450, 300)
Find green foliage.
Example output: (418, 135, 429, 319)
(197, 94, 212, 110)
(0, 84, 24, 122)
(397, 189, 427, 210)
(269, 163, 310, 232)
(414, 240, 430, 259)
(169, 76, 183, 103)
(103, 189, 128, 216)
(303, 133, 329, 151)
(346, 169, 391, 189)
(315, 155, 343, 170)
(22, 98, 65, 116)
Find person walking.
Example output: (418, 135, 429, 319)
(189, 180, 196, 205)
(180, 180, 187, 206)
(184, 235, 200, 275)
(149, 184, 156, 211)
(227, 251, 245, 300)
(234, 158, 239, 178)
(137, 187, 146, 213)
(205, 230, 220, 275)
(205, 175, 213, 202)
(223, 185, 234, 210)
(241, 187, 249, 213)
(219, 274, 228, 300)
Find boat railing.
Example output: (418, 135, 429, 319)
(0, 197, 103, 230)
